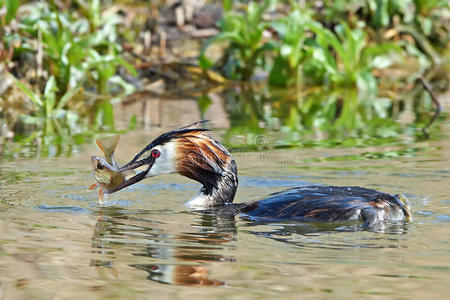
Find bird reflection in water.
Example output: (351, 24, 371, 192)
(90, 207, 236, 286)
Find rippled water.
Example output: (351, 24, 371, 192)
(1, 118, 449, 298)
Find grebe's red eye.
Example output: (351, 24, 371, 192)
(151, 149, 161, 158)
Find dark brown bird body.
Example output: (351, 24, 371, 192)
(237, 186, 411, 227)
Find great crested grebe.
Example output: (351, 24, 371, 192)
(110, 122, 411, 227)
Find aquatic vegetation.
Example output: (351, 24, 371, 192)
(1, 0, 136, 157)
(13, 75, 79, 122)
(16, 1, 136, 96)
(308, 22, 401, 91)
(8, 75, 86, 157)
(200, 0, 449, 93)
(1, 0, 447, 159)
(2, 1, 136, 109)
(268, 5, 313, 87)
(317, 0, 449, 55)
(199, 0, 276, 80)
(0, 0, 19, 25)
(0, 0, 20, 67)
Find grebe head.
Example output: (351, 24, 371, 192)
(112, 121, 238, 208)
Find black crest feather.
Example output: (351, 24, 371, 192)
(126, 121, 210, 165)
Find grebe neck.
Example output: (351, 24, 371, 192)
(186, 160, 238, 209)
(127, 123, 239, 209)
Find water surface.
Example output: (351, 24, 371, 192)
(0, 118, 449, 299)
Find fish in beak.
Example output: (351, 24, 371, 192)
(90, 156, 126, 204)
(89, 135, 150, 203)
(106, 155, 157, 193)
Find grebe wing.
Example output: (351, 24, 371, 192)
(239, 186, 410, 226)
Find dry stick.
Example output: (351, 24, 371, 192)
(37, 29, 43, 79)
(159, 30, 167, 58)
(418, 76, 442, 138)
(144, 30, 152, 55)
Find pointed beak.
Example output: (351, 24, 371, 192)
(107, 156, 156, 193)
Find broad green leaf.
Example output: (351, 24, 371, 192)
(37, 22, 60, 59)
(5, 0, 20, 23)
(43, 76, 58, 117)
(223, 0, 232, 12)
(280, 44, 293, 57)
(201, 32, 246, 54)
(109, 75, 135, 95)
(12, 77, 43, 107)
(356, 71, 377, 95)
(270, 20, 288, 37)
(372, 97, 391, 118)
(371, 55, 393, 69)
(96, 102, 115, 129)
(65, 110, 79, 130)
(362, 42, 401, 63)
(374, 0, 389, 28)
(269, 56, 289, 86)
(199, 54, 214, 70)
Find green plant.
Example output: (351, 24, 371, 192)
(268, 6, 314, 86)
(199, 0, 276, 80)
(0, 0, 20, 67)
(0, 0, 19, 25)
(13, 75, 80, 123)
(308, 22, 401, 92)
(19, 2, 136, 97)
(10, 75, 86, 153)
(5, 1, 137, 136)
(84, 50, 136, 96)
(321, 0, 449, 62)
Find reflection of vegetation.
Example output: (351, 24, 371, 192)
(10, 75, 84, 157)
(220, 83, 444, 150)
(299, 146, 439, 163)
